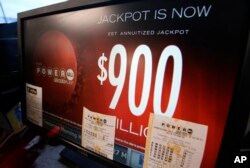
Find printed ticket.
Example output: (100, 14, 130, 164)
(143, 113, 208, 168)
(82, 107, 116, 160)
(26, 83, 43, 126)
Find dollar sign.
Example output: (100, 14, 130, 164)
(97, 53, 108, 85)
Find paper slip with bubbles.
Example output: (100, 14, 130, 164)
(82, 107, 116, 160)
(143, 113, 208, 168)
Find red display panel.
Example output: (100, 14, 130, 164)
(22, 1, 248, 167)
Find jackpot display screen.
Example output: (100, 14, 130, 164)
(19, 0, 249, 167)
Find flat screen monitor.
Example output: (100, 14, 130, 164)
(18, 0, 250, 167)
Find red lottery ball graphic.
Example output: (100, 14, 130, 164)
(34, 30, 77, 107)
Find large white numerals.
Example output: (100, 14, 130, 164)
(129, 45, 152, 116)
(153, 45, 182, 117)
(109, 44, 127, 109)
(97, 44, 182, 117)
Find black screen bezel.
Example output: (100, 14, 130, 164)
(18, 0, 250, 167)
